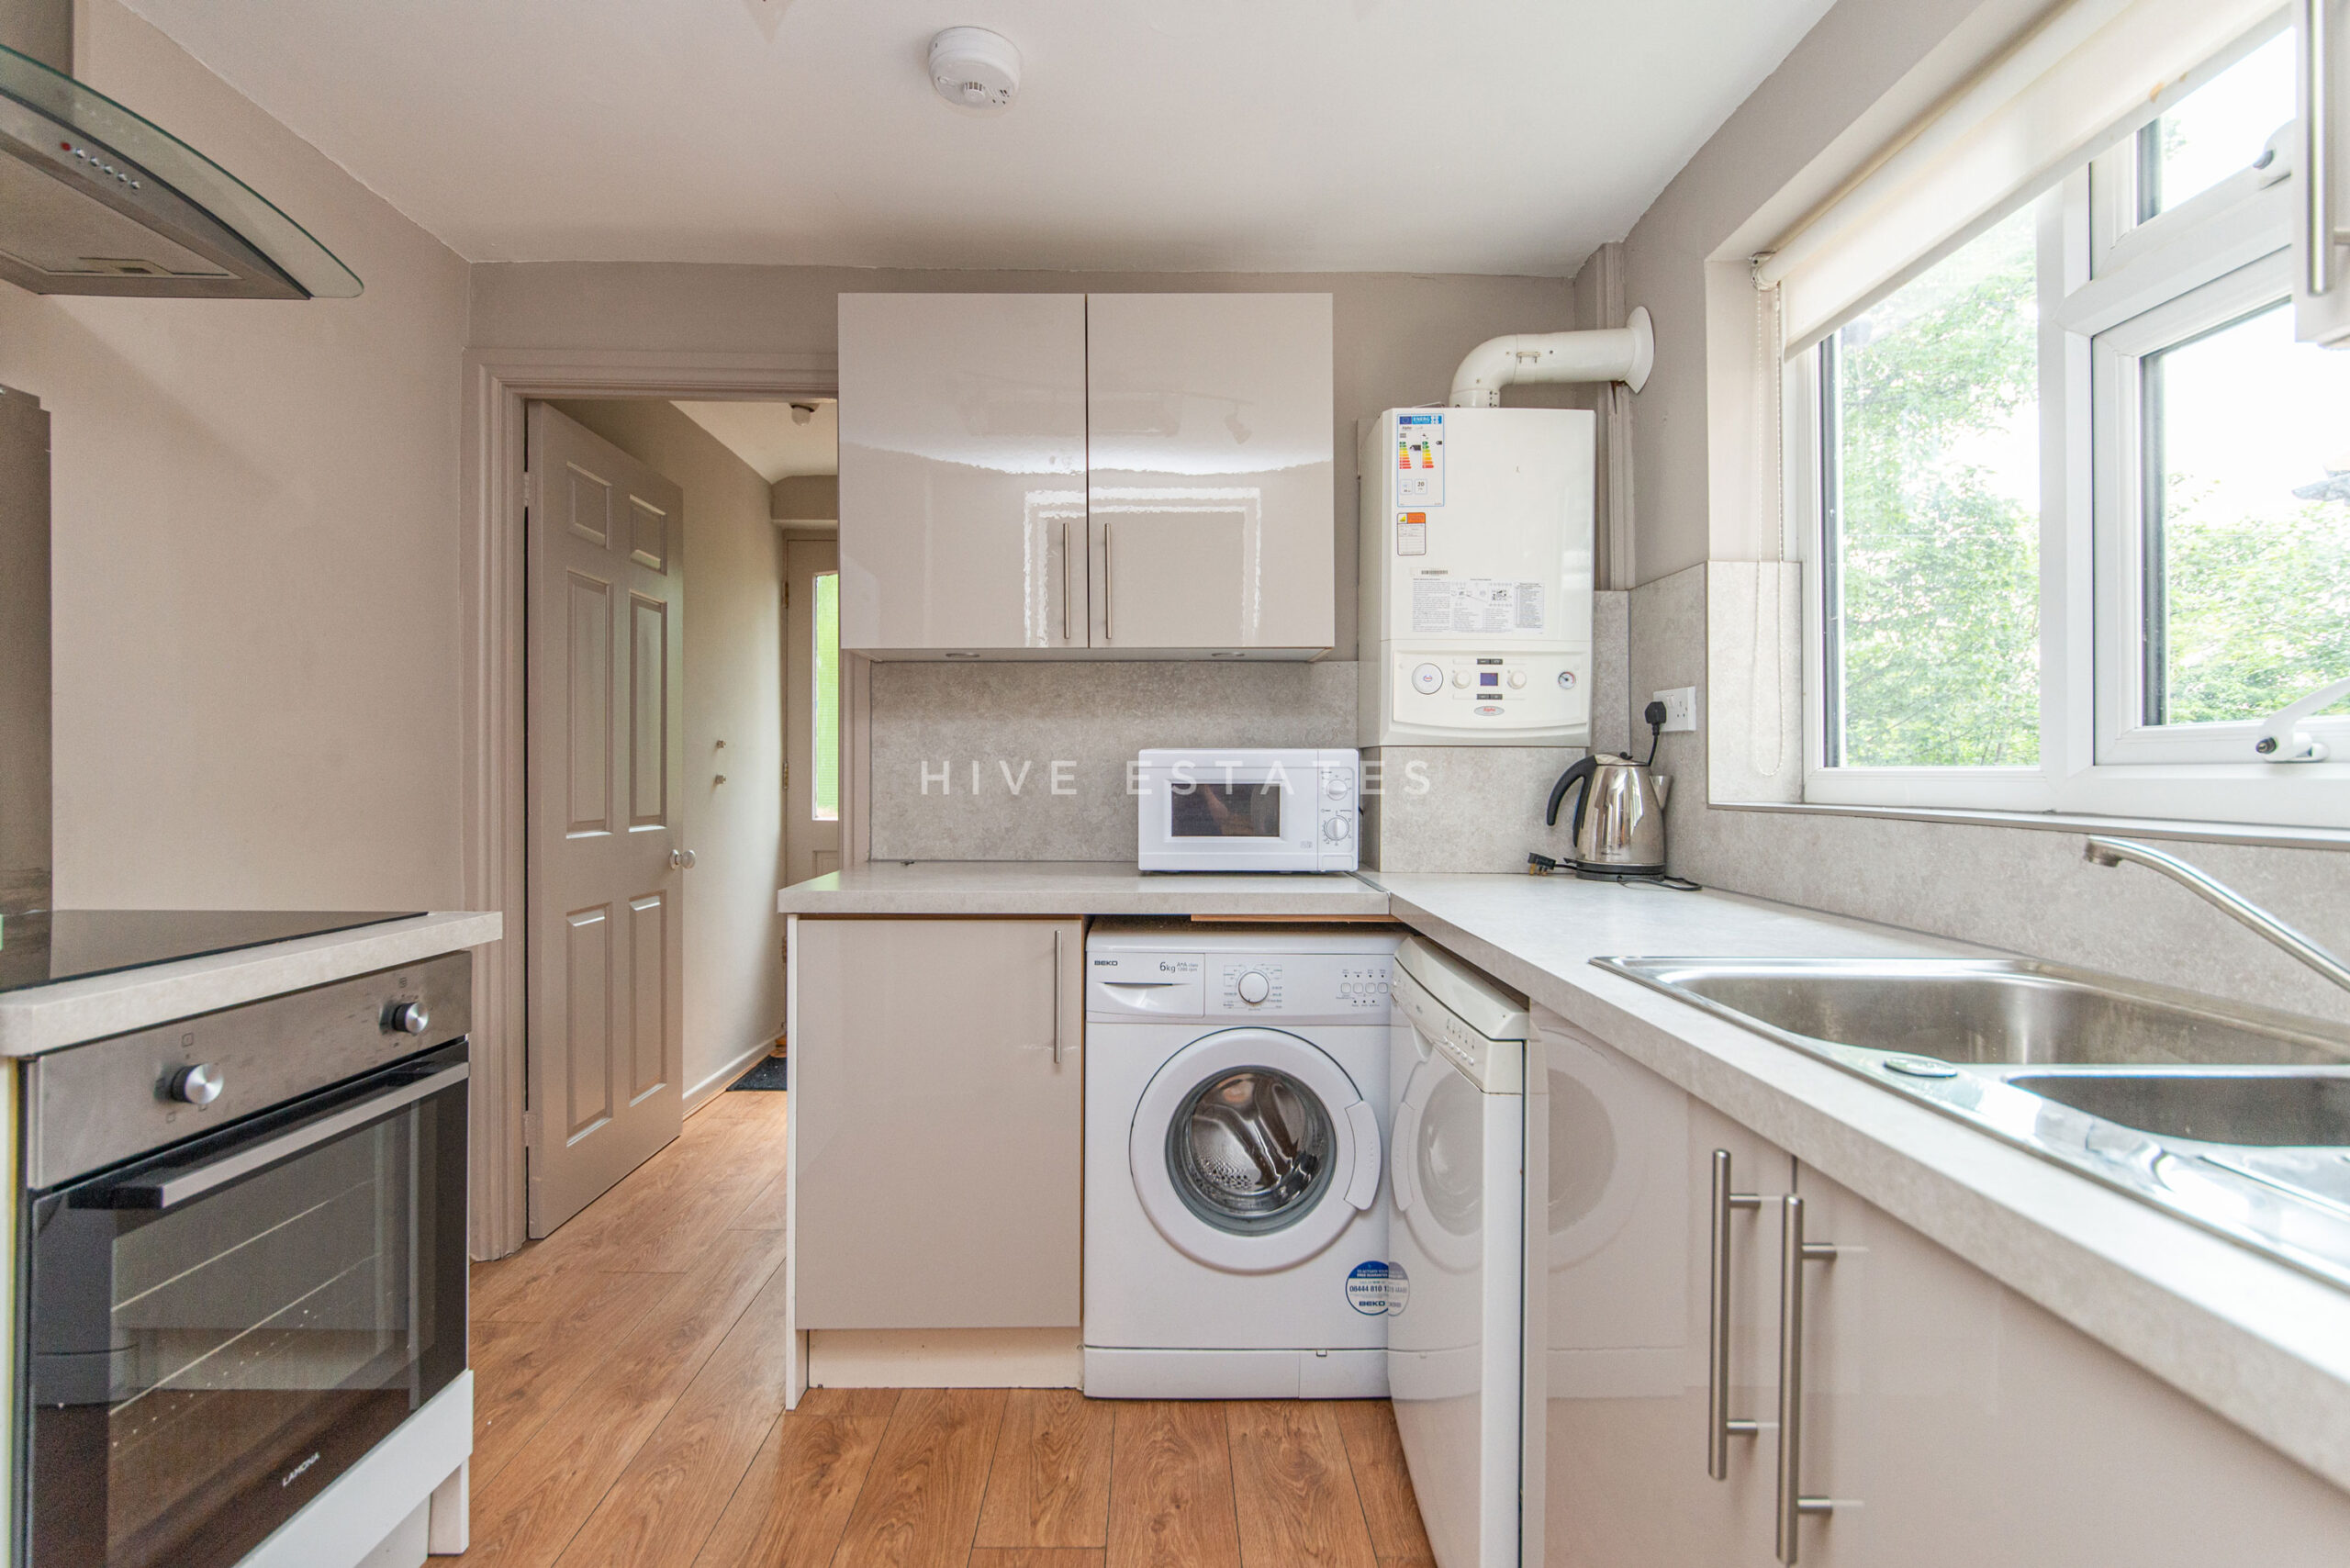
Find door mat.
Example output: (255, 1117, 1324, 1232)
(729, 1056, 789, 1092)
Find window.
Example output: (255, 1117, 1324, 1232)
(811, 570, 839, 822)
(1799, 17, 2350, 827)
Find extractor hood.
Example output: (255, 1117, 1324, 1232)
(0, 4, 358, 299)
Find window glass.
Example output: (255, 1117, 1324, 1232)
(2139, 31, 2292, 219)
(1822, 207, 2041, 767)
(811, 571, 839, 821)
(2141, 304, 2350, 725)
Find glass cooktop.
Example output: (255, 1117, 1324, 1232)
(0, 910, 423, 994)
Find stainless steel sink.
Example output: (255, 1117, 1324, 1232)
(1596, 956, 2350, 1290)
(1610, 957, 2350, 1069)
(2008, 1070, 2350, 1147)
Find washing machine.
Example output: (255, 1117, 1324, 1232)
(1387, 935, 1532, 1568)
(1083, 920, 1402, 1399)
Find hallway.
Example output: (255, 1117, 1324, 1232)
(461, 1091, 1437, 1568)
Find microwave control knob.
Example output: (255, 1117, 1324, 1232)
(383, 1001, 431, 1036)
(1323, 770, 1350, 800)
(1411, 663, 1443, 695)
(1237, 970, 1271, 1005)
(169, 1063, 224, 1106)
(1323, 815, 1352, 843)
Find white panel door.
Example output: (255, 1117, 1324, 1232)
(1085, 293, 1334, 652)
(526, 403, 687, 1238)
(836, 293, 1088, 653)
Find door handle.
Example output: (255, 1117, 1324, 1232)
(669, 848, 696, 869)
(1051, 928, 1064, 1065)
(1707, 1149, 1764, 1479)
(1060, 520, 1072, 644)
(1102, 523, 1113, 644)
(1775, 1193, 1838, 1564)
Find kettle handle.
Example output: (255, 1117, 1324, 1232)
(1544, 756, 1599, 836)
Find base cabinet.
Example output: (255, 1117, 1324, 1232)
(1532, 1004, 2350, 1567)
(792, 917, 1084, 1328)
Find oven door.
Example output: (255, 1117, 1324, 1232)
(1137, 753, 1318, 870)
(23, 1042, 468, 1568)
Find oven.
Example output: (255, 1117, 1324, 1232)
(1135, 747, 1360, 872)
(18, 954, 471, 1568)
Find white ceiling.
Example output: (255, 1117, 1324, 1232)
(123, 0, 1835, 275)
(673, 398, 838, 481)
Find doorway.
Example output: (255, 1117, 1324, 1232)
(516, 393, 834, 1238)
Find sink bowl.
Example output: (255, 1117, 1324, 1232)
(1602, 957, 2350, 1069)
(1596, 954, 2350, 1292)
(2008, 1071, 2350, 1148)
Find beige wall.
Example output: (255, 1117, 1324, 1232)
(0, 0, 471, 909)
(1606, 0, 2350, 1029)
(551, 400, 788, 1098)
(472, 264, 1585, 663)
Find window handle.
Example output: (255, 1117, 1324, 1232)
(2253, 674, 2350, 762)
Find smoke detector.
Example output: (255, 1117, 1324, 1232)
(929, 27, 1021, 111)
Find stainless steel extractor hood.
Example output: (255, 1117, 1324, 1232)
(0, 0, 358, 298)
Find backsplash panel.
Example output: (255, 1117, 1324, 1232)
(867, 661, 1357, 861)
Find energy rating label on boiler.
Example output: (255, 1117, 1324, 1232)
(1395, 412, 1445, 505)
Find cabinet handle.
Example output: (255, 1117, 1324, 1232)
(1707, 1149, 1764, 1480)
(1775, 1194, 1838, 1564)
(1060, 521, 1072, 644)
(1102, 524, 1114, 644)
(1051, 928, 1064, 1065)
(2311, 0, 2335, 297)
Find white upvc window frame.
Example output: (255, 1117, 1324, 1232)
(1796, 19, 2350, 830)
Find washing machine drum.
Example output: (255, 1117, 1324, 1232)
(1131, 1027, 1382, 1273)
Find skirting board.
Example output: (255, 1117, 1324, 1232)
(808, 1327, 1080, 1388)
(684, 1036, 780, 1115)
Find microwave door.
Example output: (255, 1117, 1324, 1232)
(1148, 765, 1315, 868)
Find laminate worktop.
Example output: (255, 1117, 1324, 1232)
(777, 860, 1391, 918)
(0, 910, 504, 1056)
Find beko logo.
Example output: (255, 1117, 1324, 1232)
(281, 1451, 320, 1488)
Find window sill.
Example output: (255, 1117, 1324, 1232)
(1709, 798, 2350, 854)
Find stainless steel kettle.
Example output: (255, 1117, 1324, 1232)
(1544, 703, 1668, 873)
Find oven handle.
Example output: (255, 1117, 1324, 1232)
(91, 1060, 470, 1210)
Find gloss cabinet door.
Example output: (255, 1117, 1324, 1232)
(1532, 1007, 1786, 1568)
(1085, 292, 1334, 652)
(837, 293, 1088, 654)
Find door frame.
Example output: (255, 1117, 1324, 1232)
(460, 348, 851, 1260)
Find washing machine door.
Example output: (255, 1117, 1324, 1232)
(1130, 1027, 1382, 1273)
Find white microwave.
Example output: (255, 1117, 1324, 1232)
(1135, 747, 1360, 872)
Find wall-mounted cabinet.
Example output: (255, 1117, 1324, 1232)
(838, 291, 1333, 658)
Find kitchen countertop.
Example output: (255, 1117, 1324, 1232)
(1365, 870, 2350, 1495)
(777, 860, 1391, 918)
(0, 910, 504, 1056)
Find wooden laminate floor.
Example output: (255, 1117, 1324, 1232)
(463, 1089, 1437, 1568)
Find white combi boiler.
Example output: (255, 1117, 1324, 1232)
(1359, 407, 1595, 746)
(1084, 921, 1400, 1398)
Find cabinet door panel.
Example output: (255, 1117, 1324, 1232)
(793, 918, 1083, 1327)
(838, 294, 1088, 652)
(1086, 293, 1334, 650)
(1794, 1162, 2350, 1565)
(1532, 1009, 1785, 1568)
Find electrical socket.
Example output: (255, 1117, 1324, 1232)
(1651, 687, 1698, 734)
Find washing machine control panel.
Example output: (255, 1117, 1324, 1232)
(1213, 958, 1391, 1019)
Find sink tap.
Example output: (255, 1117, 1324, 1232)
(2084, 836, 2350, 998)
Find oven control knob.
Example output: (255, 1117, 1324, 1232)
(169, 1063, 224, 1106)
(1411, 663, 1442, 695)
(383, 1001, 431, 1036)
(1237, 970, 1271, 1005)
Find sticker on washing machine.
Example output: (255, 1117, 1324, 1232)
(1395, 414, 1445, 505)
(1346, 1260, 1408, 1316)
